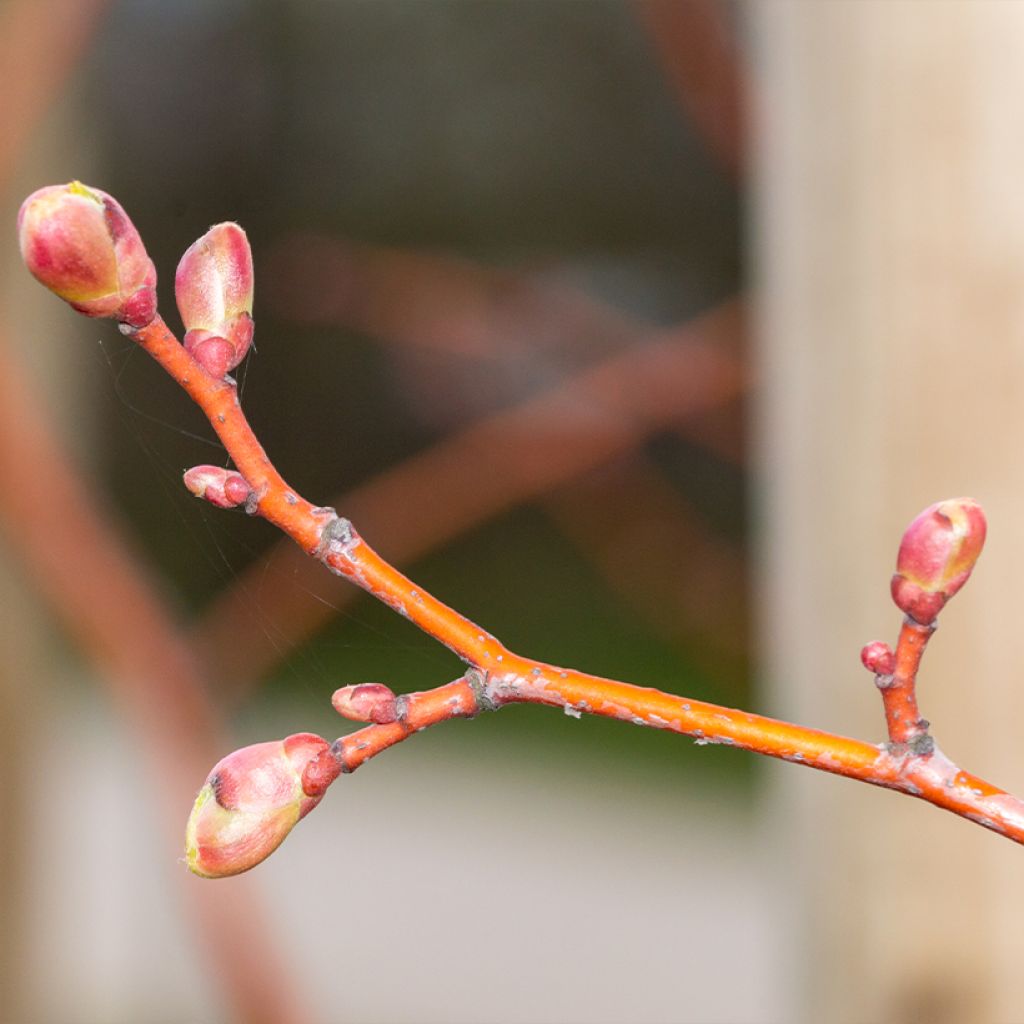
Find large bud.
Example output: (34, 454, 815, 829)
(185, 732, 329, 878)
(175, 223, 254, 378)
(17, 181, 157, 327)
(891, 498, 987, 624)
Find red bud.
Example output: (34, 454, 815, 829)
(183, 465, 250, 509)
(175, 223, 254, 376)
(18, 181, 157, 327)
(332, 683, 399, 724)
(891, 498, 987, 623)
(185, 733, 328, 878)
(860, 641, 896, 677)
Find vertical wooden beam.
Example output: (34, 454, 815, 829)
(750, 3, 1024, 1021)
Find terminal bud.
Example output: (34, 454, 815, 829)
(185, 732, 329, 878)
(891, 498, 986, 624)
(18, 181, 157, 327)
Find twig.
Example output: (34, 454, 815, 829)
(19, 187, 1024, 874)
(195, 301, 745, 693)
(119, 314, 1024, 849)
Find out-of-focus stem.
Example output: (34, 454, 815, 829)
(0, 338, 310, 1024)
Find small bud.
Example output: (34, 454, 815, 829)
(891, 497, 987, 623)
(175, 223, 254, 376)
(185, 732, 328, 879)
(860, 640, 896, 677)
(332, 683, 399, 724)
(18, 181, 157, 327)
(183, 465, 250, 508)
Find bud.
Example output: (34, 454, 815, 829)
(183, 465, 251, 509)
(185, 732, 328, 879)
(332, 683, 399, 724)
(17, 181, 157, 327)
(891, 498, 987, 623)
(175, 223, 254, 377)
(860, 640, 895, 677)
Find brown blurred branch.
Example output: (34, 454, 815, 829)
(0, 337, 311, 1024)
(0, 4, 308, 1019)
(543, 451, 748, 686)
(195, 299, 745, 695)
(0, 0, 110, 175)
(264, 232, 650, 364)
(633, 0, 747, 178)
(262, 233, 746, 679)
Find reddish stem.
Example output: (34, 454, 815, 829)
(880, 617, 934, 750)
(129, 315, 1024, 848)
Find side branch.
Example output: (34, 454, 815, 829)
(302, 659, 1024, 846)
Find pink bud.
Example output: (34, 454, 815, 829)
(891, 498, 987, 623)
(332, 683, 399, 724)
(185, 732, 329, 879)
(860, 640, 895, 676)
(18, 181, 157, 327)
(183, 465, 250, 508)
(175, 223, 254, 375)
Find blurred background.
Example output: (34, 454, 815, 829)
(1, 1, 1023, 1022)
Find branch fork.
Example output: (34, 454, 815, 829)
(16, 181, 1024, 879)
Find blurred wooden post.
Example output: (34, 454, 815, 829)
(750, 4, 1024, 1022)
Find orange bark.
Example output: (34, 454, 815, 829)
(130, 314, 1024, 850)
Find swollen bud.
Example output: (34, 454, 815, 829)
(332, 683, 399, 724)
(175, 223, 254, 377)
(890, 498, 987, 624)
(17, 181, 157, 327)
(185, 732, 329, 879)
(183, 465, 251, 509)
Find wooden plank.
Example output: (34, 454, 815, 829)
(749, 3, 1024, 1020)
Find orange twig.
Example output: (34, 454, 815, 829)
(880, 618, 934, 750)
(127, 312, 1024, 848)
(196, 300, 745, 693)
(305, 660, 1024, 846)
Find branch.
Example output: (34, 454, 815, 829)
(195, 300, 744, 694)
(16, 184, 1024, 880)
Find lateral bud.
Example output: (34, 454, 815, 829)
(890, 497, 987, 624)
(175, 222, 255, 377)
(183, 465, 250, 509)
(860, 640, 895, 678)
(332, 683, 399, 724)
